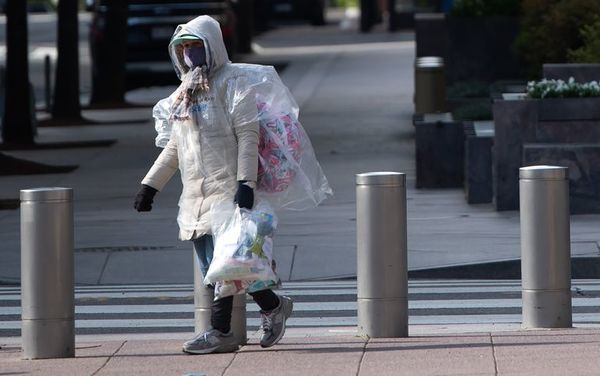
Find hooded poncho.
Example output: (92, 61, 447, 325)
(143, 15, 331, 240)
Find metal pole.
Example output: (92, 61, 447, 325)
(520, 166, 572, 329)
(44, 55, 52, 112)
(193, 253, 247, 345)
(20, 188, 74, 359)
(356, 172, 408, 337)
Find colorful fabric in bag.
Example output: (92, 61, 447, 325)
(256, 100, 303, 193)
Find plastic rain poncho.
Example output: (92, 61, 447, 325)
(145, 16, 331, 241)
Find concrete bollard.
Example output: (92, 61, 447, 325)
(20, 188, 74, 359)
(520, 166, 572, 329)
(356, 172, 408, 338)
(193, 253, 247, 345)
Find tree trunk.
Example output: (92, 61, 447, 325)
(52, 0, 81, 119)
(89, 0, 128, 105)
(2, 0, 34, 145)
(360, 0, 378, 33)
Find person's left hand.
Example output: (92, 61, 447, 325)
(234, 181, 254, 210)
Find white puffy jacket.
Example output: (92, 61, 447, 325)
(141, 16, 259, 240)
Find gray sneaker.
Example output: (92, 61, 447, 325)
(260, 295, 293, 348)
(182, 328, 239, 354)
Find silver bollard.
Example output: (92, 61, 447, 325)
(193, 253, 247, 345)
(20, 188, 74, 359)
(356, 172, 408, 338)
(520, 166, 572, 329)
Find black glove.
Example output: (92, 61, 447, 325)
(134, 184, 158, 212)
(234, 181, 254, 210)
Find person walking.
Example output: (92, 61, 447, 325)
(134, 15, 293, 355)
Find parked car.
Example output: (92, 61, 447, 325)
(88, 0, 237, 89)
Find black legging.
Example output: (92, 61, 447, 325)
(211, 288, 279, 334)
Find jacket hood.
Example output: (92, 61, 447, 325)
(168, 15, 230, 80)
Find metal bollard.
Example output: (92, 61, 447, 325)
(20, 188, 74, 359)
(193, 253, 247, 345)
(520, 166, 572, 329)
(414, 56, 446, 114)
(356, 172, 408, 337)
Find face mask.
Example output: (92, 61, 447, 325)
(183, 46, 207, 68)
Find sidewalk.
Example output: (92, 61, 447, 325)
(0, 15, 599, 286)
(3, 12, 600, 376)
(3, 328, 600, 375)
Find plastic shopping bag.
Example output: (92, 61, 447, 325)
(204, 201, 278, 289)
(213, 273, 281, 300)
(254, 89, 332, 210)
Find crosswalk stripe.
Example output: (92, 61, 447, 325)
(4, 279, 600, 292)
(3, 280, 600, 337)
(5, 297, 600, 317)
(0, 317, 355, 330)
(0, 289, 356, 300)
(3, 288, 600, 301)
(4, 313, 600, 331)
(5, 281, 600, 297)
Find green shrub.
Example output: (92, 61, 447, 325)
(450, 0, 521, 17)
(527, 77, 600, 98)
(333, 0, 358, 7)
(452, 101, 493, 120)
(446, 81, 490, 98)
(568, 16, 600, 63)
(516, 0, 600, 78)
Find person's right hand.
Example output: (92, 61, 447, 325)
(234, 181, 254, 210)
(134, 184, 158, 212)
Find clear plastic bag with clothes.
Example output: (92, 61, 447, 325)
(204, 200, 278, 286)
(255, 95, 331, 210)
(152, 63, 332, 213)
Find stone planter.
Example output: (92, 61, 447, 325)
(464, 121, 494, 204)
(543, 64, 600, 83)
(524, 144, 600, 214)
(493, 97, 600, 213)
(414, 113, 464, 188)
